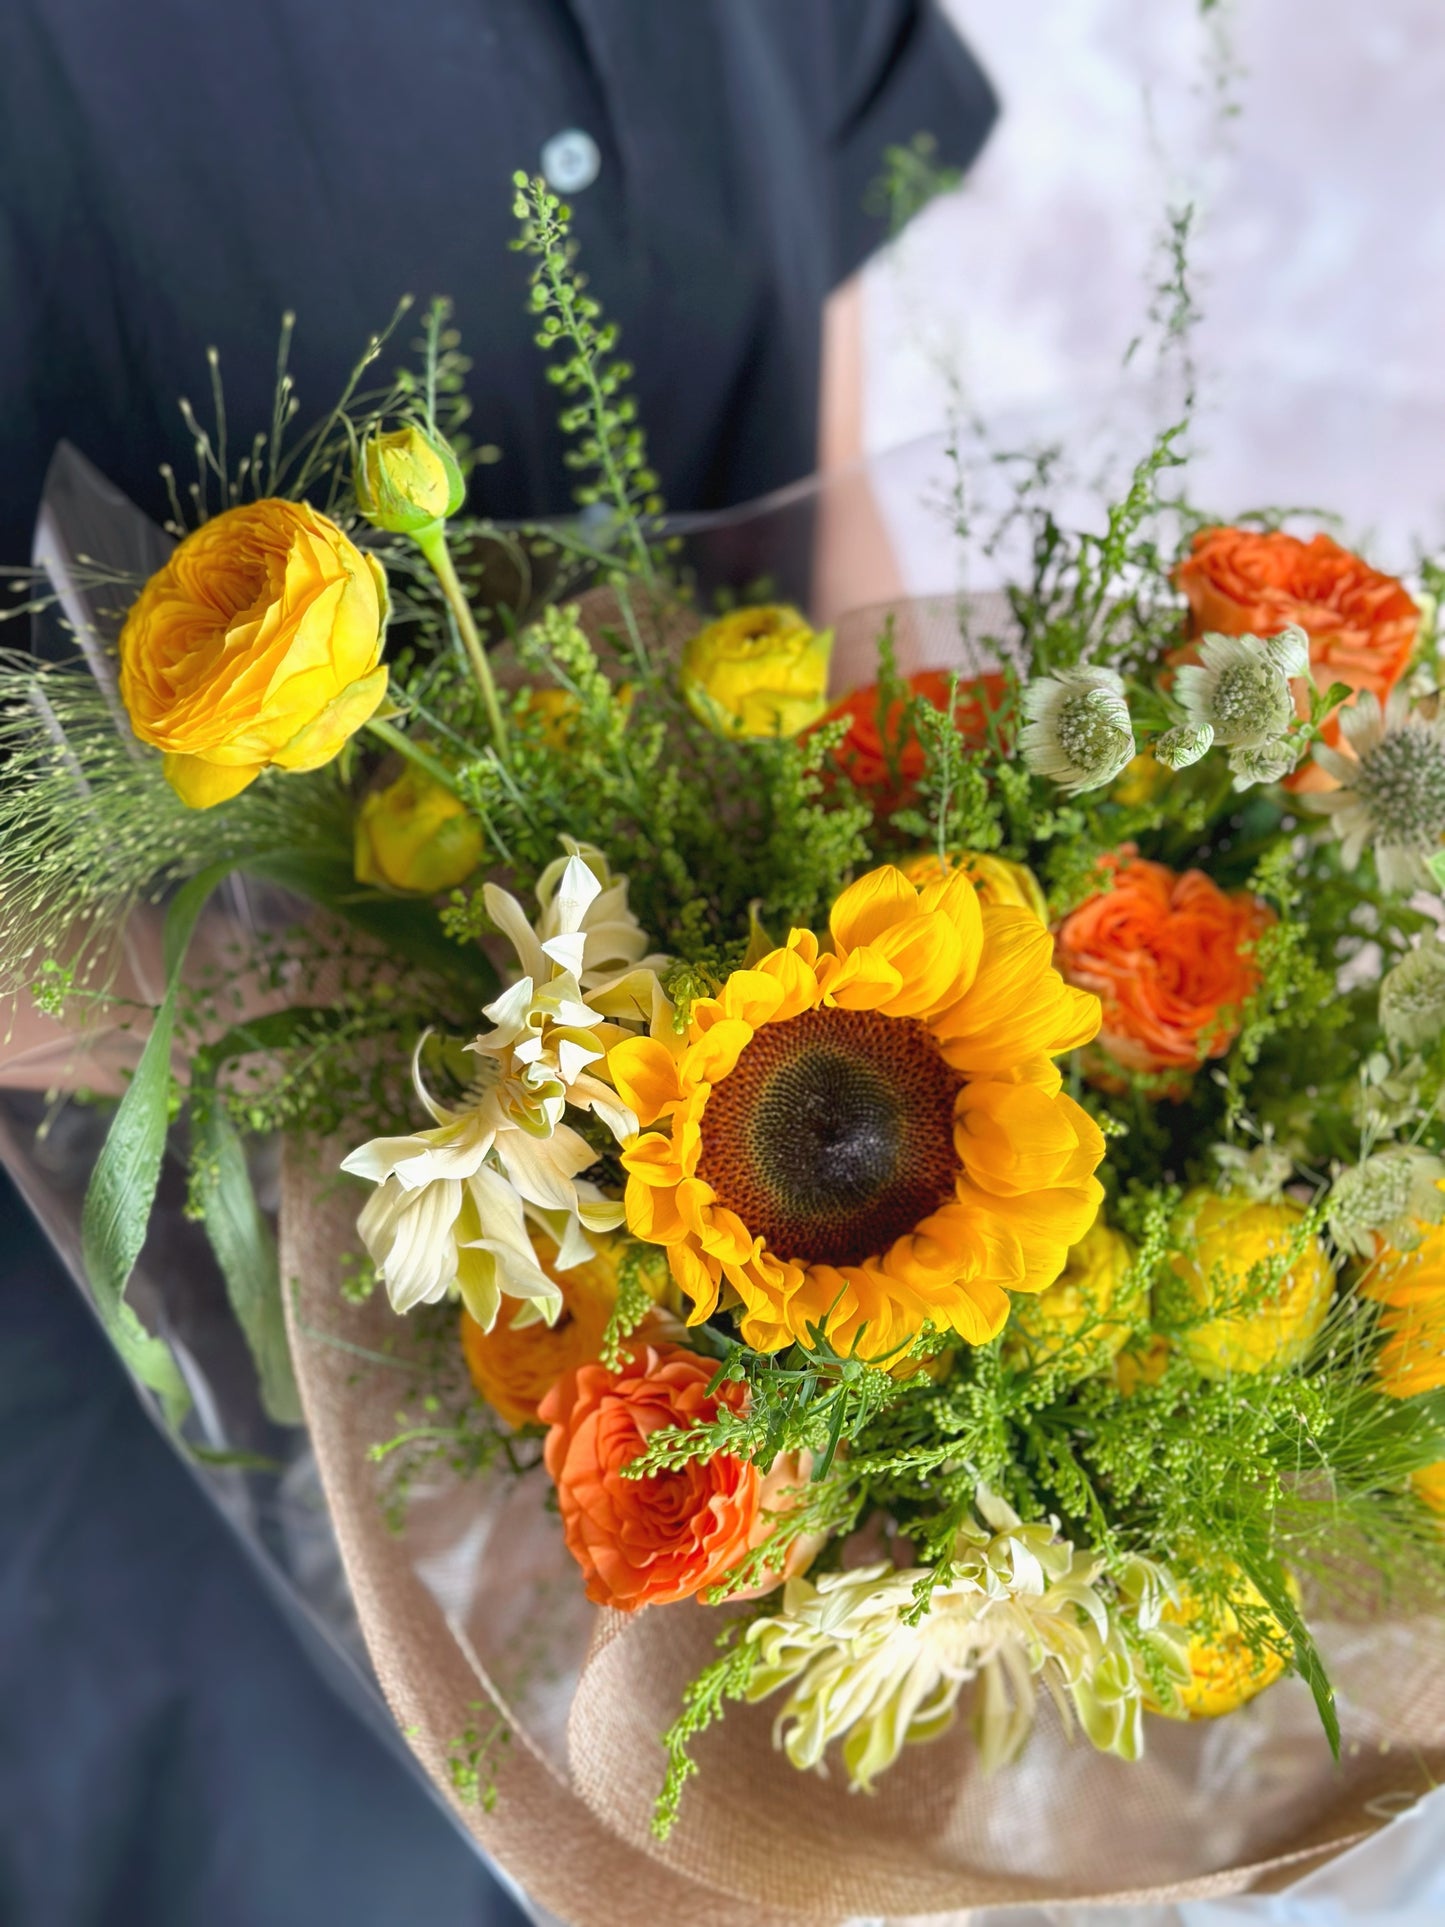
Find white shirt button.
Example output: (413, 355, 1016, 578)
(541, 128, 601, 194)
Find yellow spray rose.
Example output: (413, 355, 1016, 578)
(1173, 1191, 1333, 1377)
(1004, 1214, 1140, 1376)
(354, 423, 466, 535)
(354, 769, 483, 894)
(900, 848, 1048, 922)
(1151, 1565, 1295, 1719)
(680, 604, 832, 740)
(119, 499, 388, 808)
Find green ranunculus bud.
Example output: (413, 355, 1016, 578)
(354, 423, 466, 536)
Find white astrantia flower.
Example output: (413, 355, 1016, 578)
(1153, 723, 1214, 771)
(743, 1490, 1185, 1790)
(1327, 1146, 1445, 1259)
(1019, 666, 1135, 795)
(1307, 689, 1445, 893)
(342, 848, 667, 1327)
(1175, 629, 1306, 749)
(1380, 937, 1445, 1050)
(1227, 736, 1303, 792)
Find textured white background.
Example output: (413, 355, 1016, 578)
(862, 1, 1445, 569)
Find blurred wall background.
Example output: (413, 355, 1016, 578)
(861, 1, 1445, 568)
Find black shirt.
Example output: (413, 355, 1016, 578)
(0, 0, 996, 567)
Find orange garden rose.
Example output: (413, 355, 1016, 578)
(819, 670, 1008, 807)
(461, 1236, 624, 1429)
(1055, 853, 1271, 1080)
(539, 1343, 815, 1610)
(119, 498, 389, 808)
(1175, 528, 1418, 788)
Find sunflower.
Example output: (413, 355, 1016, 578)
(608, 865, 1105, 1355)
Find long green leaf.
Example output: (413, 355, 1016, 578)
(1242, 1552, 1340, 1759)
(189, 1088, 301, 1426)
(187, 1005, 352, 1428)
(80, 862, 235, 1425)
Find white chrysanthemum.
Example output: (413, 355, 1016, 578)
(1380, 937, 1445, 1050)
(1019, 667, 1135, 795)
(342, 851, 665, 1327)
(1175, 627, 1308, 750)
(744, 1492, 1181, 1790)
(1153, 723, 1214, 771)
(1227, 736, 1303, 791)
(1327, 1146, 1445, 1259)
(1307, 689, 1445, 892)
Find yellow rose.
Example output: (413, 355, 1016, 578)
(899, 848, 1048, 922)
(1151, 1565, 1295, 1719)
(119, 499, 388, 808)
(1173, 1191, 1333, 1377)
(354, 769, 483, 894)
(1004, 1214, 1140, 1375)
(680, 604, 832, 740)
(354, 423, 466, 535)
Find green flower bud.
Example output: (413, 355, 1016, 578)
(354, 423, 466, 535)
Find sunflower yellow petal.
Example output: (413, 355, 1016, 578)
(608, 1037, 684, 1123)
(829, 865, 919, 952)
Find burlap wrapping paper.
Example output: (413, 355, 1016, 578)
(281, 589, 1445, 1922)
(282, 1140, 1445, 1926)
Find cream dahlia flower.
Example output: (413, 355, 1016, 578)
(745, 1492, 1181, 1790)
(342, 849, 665, 1328)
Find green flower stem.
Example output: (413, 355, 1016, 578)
(413, 521, 510, 758)
(365, 717, 464, 796)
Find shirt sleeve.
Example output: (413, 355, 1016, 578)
(825, 0, 998, 286)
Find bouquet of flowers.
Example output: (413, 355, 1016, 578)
(7, 178, 1445, 1923)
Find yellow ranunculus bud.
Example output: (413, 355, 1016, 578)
(1151, 1565, 1295, 1719)
(1413, 1460, 1445, 1519)
(519, 681, 635, 750)
(1173, 1190, 1333, 1377)
(1005, 1215, 1140, 1376)
(354, 423, 466, 535)
(1112, 752, 1171, 808)
(119, 499, 388, 808)
(679, 605, 832, 740)
(900, 848, 1049, 922)
(354, 769, 483, 894)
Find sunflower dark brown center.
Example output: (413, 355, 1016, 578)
(696, 1006, 964, 1266)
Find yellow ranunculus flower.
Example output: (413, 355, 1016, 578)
(900, 848, 1048, 922)
(1173, 1190, 1333, 1377)
(519, 681, 635, 750)
(679, 604, 832, 740)
(354, 423, 466, 535)
(354, 769, 483, 894)
(119, 499, 388, 808)
(1004, 1214, 1139, 1376)
(1151, 1565, 1295, 1719)
(1362, 1216, 1445, 1399)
